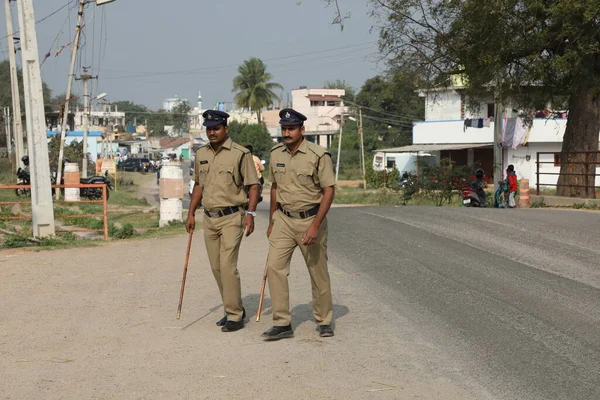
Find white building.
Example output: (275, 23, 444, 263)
(291, 88, 347, 148)
(71, 104, 126, 133)
(163, 96, 188, 112)
(380, 83, 600, 191)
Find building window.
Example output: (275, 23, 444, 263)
(310, 101, 325, 107)
(487, 103, 495, 118)
(554, 153, 561, 167)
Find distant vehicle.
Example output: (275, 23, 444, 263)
(118, 158, 153, 172)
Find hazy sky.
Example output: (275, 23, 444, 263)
(1, 0, 385, 110)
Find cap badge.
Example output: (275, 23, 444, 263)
(207, 114, 212, 120)
(285, 112, 291, 118)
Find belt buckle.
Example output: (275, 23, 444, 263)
(290, 210, 301, 218)
(207, 211, 219, 218)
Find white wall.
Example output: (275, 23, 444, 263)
(414, 118, 569, 145)
(506, 143, 600, 191)
(414, 121, 494, 144)
(425, 91, 462, 121)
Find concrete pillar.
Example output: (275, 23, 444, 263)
(467, 148, 475, 167)
(64, 163, 81, 202)
(159, 162, 184, 227)
(519, 179, 530, 208)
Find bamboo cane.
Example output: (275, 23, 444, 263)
(176, 231, 194, 319)
(256, 258, 269, 322)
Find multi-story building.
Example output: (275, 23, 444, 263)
(290, 88, 347, 148)
(376, 82, 599, 189)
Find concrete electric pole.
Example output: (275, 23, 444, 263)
(358, 108, 366, 189)
(493, 100, 504, 191)
(76, 67, 97, 178)
(5, 0, 24, 171)
(2, 107, 12, 156)
(55, 0, 86, 198)
(335, 110, 344, 182)
(15, 0, 56, 237)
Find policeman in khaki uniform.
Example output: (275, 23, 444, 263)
(262, 108, 336, 341)
(186, 110, 260, 333)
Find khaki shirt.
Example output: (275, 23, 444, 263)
(269, 139, 335, 211)
(193, 138, 259, 210)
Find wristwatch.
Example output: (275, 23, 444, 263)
(246, 211, 257, 217)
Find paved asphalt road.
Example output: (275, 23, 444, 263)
(326, 206, 600, 400)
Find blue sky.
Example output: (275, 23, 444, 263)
(1, 0, 384, 110)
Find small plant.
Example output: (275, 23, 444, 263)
(586, 203, 598, 210)
(2, 235, 31, 248)
(573, 203, 585, 209)
(530, 200, 546, 208)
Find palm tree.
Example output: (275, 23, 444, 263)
(232, 58, 283, 124)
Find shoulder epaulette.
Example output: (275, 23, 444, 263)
(307, 142, 328, 158)
(231, 142, 250, 154)
(271, 143, 285, 152)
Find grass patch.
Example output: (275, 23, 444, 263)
(334, 187, 465, 207)
(530, 200, 546, 208)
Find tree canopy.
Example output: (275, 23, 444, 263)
(232, 58, 283, 124)
(370, 0, 600, 197)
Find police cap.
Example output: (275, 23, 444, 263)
(202, 110, 230, 127)
(279, 108, 307, 126)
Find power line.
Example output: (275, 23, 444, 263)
(99, 41, 378, 80)
(345, 100, 424, 123)
(0, 0, 78, 41)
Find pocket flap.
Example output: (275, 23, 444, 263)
(218, 165, 234, 174)
(296, 168, 313, 177)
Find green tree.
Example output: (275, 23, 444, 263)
(228, 121, 274, 163)
(171, 100, 191, 135)
(147, 109, 171, 137)
(112, 101, 150, 125)
(370, 0, 600, 198)
(232, 58, 283, 124)
(324, 79, 356, 103)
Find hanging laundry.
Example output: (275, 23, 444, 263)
(483, 118, 491, 127)
(511, 118, 532, 149)
(503, 118, 517, 147)
(477, 119, 484, 128)
(464, 118, 472, 132)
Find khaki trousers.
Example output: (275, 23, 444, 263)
(203, 211, 244, 322)
(267, 210, 333, 327)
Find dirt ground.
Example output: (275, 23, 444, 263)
(0, 212, 479, 399)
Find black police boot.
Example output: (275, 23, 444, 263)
(221, 318, 244, 332)
(317, 325, 334, 338)
(262, 325, 294, 341)
(216, 307, 245, 327)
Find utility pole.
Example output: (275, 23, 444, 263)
(5, 0, 24, 171)
(335, 110, 344, 182)
(76, 67, 97, 178)
(359, 108, 366, 189)
(15, 0, 55, 237)
(2, 107, 12, 156)
(56, 0, 86, 198)
(493, 99, 504, 191)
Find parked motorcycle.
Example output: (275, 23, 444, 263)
(55, 170, 113, 200)
(462, 185, 485, 207)
(462, 169, 488, 207)
(15, 167, 31, 197)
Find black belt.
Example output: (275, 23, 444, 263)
(277, 204, 319, 219)
(204, 205, 247, 218)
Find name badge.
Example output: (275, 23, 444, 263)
(200, 160, 209, 165)
(276, 163, 285, 167)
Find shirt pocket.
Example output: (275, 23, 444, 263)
(197, 165, 210, 186)
(296, 168, 315, 186)
(272, 166, 288, 185)
(218, 164, 236, 185)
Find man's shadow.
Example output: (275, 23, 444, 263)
(181, 293, 273, 330)
(181, 294, 349, 330)
(290, 303, 349, 330)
